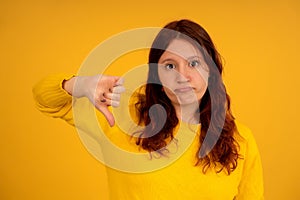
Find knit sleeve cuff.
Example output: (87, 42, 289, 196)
(33, 73, 75, 108)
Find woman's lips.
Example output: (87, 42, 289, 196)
(174, 87, 193, 93)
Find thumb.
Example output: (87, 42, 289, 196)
(96, 104, 115, 127)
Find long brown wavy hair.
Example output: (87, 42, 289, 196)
(133, 19, 242, 175)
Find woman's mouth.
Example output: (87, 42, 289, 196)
(174, 87, 193, 93)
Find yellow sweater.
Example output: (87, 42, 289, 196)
(32, 74, 264, 200)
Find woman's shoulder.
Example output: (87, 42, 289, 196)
(235, 120, 253, 140)
(234, 120, 261, 155)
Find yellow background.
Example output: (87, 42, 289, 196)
(1, 0, 299, 199)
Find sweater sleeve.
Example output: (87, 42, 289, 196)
(235, 125, 264, 200)
(32, 74, 75, 126)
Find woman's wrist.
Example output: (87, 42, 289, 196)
(62, 77, 76, 96)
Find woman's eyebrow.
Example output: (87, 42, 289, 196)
(159, 55, 202, 63)
(159, 58, 175, 63)
(186, 55, 201, 60)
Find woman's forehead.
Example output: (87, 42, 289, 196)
(162, 39, 203, 60)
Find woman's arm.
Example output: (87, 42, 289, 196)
(235, 125, 264, 199)
(32, 74, 75, 125)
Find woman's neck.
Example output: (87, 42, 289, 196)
(173, 102, 200, 124)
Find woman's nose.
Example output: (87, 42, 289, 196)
(176, 64, 191, 83)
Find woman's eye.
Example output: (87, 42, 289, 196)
(165, 64, 175, 70)
(189, 60, 200, 67)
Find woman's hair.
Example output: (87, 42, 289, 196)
(134, 19, 241, 174)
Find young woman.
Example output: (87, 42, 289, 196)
(33, 19, 264, 199)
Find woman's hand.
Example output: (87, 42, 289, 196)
(63, 75, 125, 127)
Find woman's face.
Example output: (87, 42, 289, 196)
(158, 39, 209, 107)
